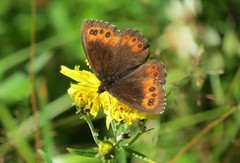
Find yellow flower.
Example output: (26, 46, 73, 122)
(98, 140, 115, 159)
(60, 64, 158, 129)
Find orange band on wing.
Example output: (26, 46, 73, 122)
(131, 42, 144, 53)
(109, 35, 120, 46)
(141, 79, 159, 110)
(145, 64, 160, 79)
(97, 28, 105, 40)
(127, 37, 138, 47)
(86, 27, 99, 41)
(102, 30, 113, 44)
(86, 27, 118, 46)
(121, 35, 131, 46)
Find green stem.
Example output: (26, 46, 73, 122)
(82, 113, 100, 145)
(128, 120, 147, 146)
(111, 120, 118, 141)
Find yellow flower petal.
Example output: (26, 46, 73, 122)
(60, 65, 100, 86)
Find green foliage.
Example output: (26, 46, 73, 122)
(67, 148, 98, 158)
(0, 0, 240, 162)
(38, 149, 53, 163)
(123, 147, 156, 163)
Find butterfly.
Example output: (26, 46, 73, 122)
(81, 19, 166, 114)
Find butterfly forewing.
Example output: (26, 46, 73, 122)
(81, 19, 150, 82)
(81, 20, 121, 80)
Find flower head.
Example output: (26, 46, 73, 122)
(98, 140, 115, 160)
(60, 62, 158, 129)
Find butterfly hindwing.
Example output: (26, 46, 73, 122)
(81, 19, 150, 81)
(108, 60, 166, 114)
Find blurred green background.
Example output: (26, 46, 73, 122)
(0, 0, 240, 162)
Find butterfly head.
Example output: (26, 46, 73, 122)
(97, 78, 113, 94)
(98, 83, 107, 94)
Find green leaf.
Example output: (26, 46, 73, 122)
(38, 149, 53, 163)
(159, 106, 231, 135)
(25, 51, 54, 74)
(223, 29, 239, 56)
(0, 104, 36, 162)
(0, 72, 29, 102)
(166, 90, 171, 98)
(144, 128, 155, 133)
(67, 148, 99, 158)
(123, 147, 156, 163)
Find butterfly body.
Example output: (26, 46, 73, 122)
(81, 19, 166, 114)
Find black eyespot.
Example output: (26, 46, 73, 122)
(93, 30, 98, 35)
(90, 29, 94, 35)
(149, 87, 156, 91)
(148, 99, 155, 106)
(105, 32, 111, 38)
(138, 44, 142, 48)
(152, 93, 157, 97)
(100, 29, 104, 34)
(132, 38, 136, 42)
(148, 101, 154, 106)
(152, 65, 156, 69)
(154, 72, 158, 76)
(149, 99, 154, 103)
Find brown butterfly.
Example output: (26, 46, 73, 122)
(81, 19, 166, 114)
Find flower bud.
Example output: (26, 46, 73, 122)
(99, 140, 115, 159)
